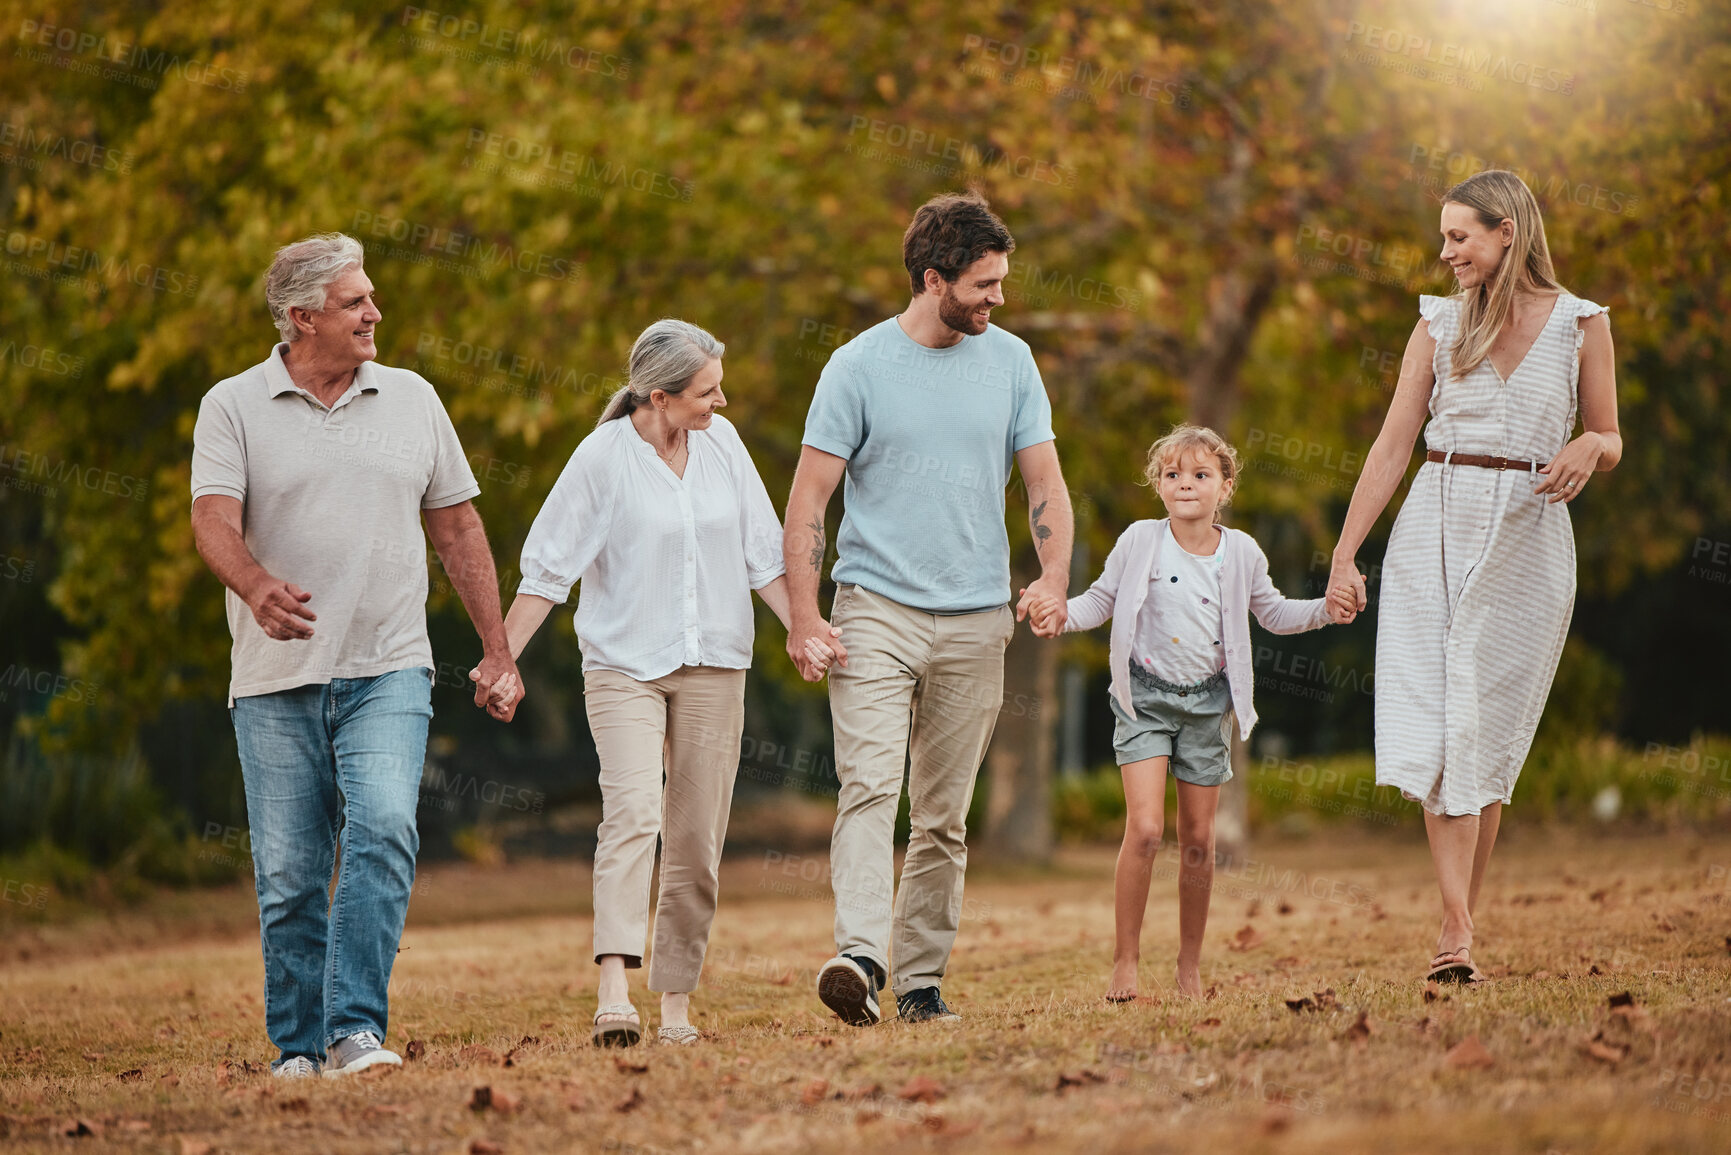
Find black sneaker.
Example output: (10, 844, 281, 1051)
(817, 956, 881, 1026)
(896, 986, 962, 1024)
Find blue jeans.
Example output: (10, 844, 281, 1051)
(231, 667, 432, 1068)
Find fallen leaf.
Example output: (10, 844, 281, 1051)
(60, 1118, 102, 1138)
(1314, 988, 1339, 1010)
(1055, 1069, 1104, 1091)
(1284, 996, 1315, 1013)
(404, 1039, 426, 1062)
(458, 1044, 502, 1067)
(1588, 965, 1604, 976)
(466, 1085, 512, 1112)
(1607, 991, 1636, 1009)
(1228, 925, 1266, 952)
(1259, 1104, 1297, 1133)
(468, 1141, 503, 1155)
(844, 1082, 883, 1101)
(1444, 1035, 1495, 1069)
(278, 1097, 309, 1113)
(1273, 955, 1301, 969)
(116, 1068, 144, 1082)
(897, 1075, 945, 1103)
(614, 1086, 645, 1113)
(813, 1036, 835, 1048)
(613, 1055, 649, 1075)
(1423, 982, 1447, 1003)
(1341, 1011, 1372, 1049)
(1276, 900, 1294, 915)
(1196, 1017, 1223, 1029)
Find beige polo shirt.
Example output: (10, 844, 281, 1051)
(191, 343, 480, 702)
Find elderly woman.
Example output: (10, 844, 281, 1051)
(1327, 171, 1621, 982)
(485, 319, 832, 1046)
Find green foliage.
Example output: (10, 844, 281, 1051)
(0, 0, 1725, 864)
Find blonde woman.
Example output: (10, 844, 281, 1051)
(482, 320, 835, 1045)
(1327, 171, 1622, 982)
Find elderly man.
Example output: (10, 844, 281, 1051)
(784, 192, 1073, 1027)
(191, 233, 520, 1079)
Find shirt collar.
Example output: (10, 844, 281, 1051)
(265, 342, 381, 400)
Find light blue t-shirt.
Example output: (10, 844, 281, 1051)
(801, 317, 1055, 613)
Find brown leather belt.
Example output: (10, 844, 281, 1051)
(1425, 449, 1545, 471)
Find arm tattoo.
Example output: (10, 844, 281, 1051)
(1031, 499, 1052, 546)
(806, 518, 825, 571)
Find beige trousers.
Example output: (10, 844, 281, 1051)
(826, 584, 1014, 996)
(583, 664, 745, 993)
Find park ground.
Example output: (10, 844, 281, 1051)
(2, 821, 1730, 1154)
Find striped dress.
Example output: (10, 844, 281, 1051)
(1374, 290, 1607, 816)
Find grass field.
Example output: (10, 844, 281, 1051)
(3, 824, 1730, 1154)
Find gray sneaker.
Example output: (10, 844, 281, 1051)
(321, 1031, 401, 1078)
(272, 1055, 319, 1079)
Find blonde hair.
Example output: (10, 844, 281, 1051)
(1440, 170, 1567, 379)
(1143, 424, 1240, 509)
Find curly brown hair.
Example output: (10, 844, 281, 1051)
(901, 191, 1016, 295)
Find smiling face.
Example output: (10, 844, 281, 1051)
(1438, 201, 1513, 291)
(1156, 446, 1233, 524)
(934, 250, 1009, 336)
(655, 357, 726, 430)
(295, 264, 381, 366)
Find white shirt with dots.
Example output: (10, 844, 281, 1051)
(1130, 530, 1227, 684)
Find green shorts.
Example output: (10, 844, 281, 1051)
(1108, 665, 1234, 787)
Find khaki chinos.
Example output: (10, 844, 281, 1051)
(826, 583, 1014, 997)
(583, 664, 746, 994)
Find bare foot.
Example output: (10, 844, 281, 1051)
(660, 991, 692, 1030)
(1105, 958, 1139, 1002)
(1435, 914, 1473, 962)
(1174, 961, 1204, 1000)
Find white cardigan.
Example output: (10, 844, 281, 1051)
(1065, 519, 1331, 739)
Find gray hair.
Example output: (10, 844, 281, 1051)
(597, 319, 726, 426)
(265, 233, 366, 343)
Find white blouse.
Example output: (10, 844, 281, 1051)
(517, 413, 786, 680)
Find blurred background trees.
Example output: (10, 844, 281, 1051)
(2, 0, 1725, 882)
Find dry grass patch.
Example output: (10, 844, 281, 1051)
(3, 827, 1729, 1153)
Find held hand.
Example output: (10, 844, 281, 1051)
(247, 578, 316, 641)
(803, 635, 838, 679)
(470, 650, 524, 722)
(1016, 577, 1068, 638)
(1325, 556, 1367, 620)
(1534, 432, 1604, 504)
(788, 620, 846, 683)
(1022, 592, 1063, 634)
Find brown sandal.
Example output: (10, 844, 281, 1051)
(1426, 948, 1480, 984)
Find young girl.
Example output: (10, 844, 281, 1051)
(1025, 425, 1349, 1001)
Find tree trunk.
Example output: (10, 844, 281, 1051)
(980, 605, 1059, 863)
